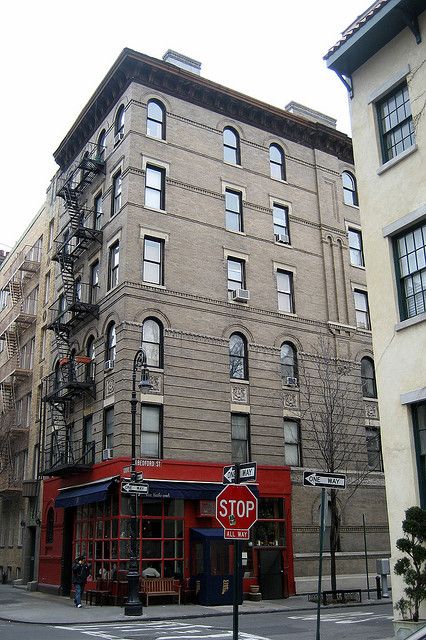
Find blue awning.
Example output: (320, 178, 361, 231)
(146, 481, 259, 500)
(55, 478, 116, 509)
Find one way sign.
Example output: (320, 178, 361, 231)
(223, 462, 257, 484)
(303, 470, 346, 490)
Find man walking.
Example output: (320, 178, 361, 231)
(72, 555, 90, 607)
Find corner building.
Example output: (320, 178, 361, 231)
(37, 49, 389, 599)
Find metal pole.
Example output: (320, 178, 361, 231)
(124, 350, 145, 616)
(233, 463, 240, 640)
(316, 488, 326, 640)
(362, 514, 370, 599)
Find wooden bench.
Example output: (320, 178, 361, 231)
(139, 578, 181, 606)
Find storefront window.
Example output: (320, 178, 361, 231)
(73, 495, 184, 580)
(252, 498, 286, 547)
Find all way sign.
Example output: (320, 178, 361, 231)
(303, 471, 346, 490)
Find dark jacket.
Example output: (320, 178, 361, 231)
(72, 561, 90, 585)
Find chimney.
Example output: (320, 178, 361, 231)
(285, 101, 337, 129)
(162, 50, 201, 75)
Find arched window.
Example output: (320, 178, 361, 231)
(97, 129, 106, 161)
(46, 508, 54, 544)
(229, 333, 248, 380)
(115, 105, 125, 137)
(342, 171, 359, 207)
(223, 127, 240, 165)
(270, 144, 286, 181)
(147, 100, 166, 139)
(281, 342, 298, 383)
(106, 323, 116, 363)
(86, 336, 96, 360)
(361, 357, 377, 398)
(141, 318, 163, 368)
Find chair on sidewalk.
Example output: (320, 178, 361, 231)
(85, 579, 111, 606)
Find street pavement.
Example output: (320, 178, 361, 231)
(0, 584, 392, 627)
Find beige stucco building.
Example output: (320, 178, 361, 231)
(326, 0, 425, 619)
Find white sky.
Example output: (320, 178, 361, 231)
(0, 0, 369, 251)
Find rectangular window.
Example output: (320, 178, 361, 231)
(277, 270, 294, 313)
(348, 228, 364, 267)
(394, 223, 426, 319)
(90, 260, 100, 303)
(377, 82, 415, 163)
(353, 289, 371, 329)
(111, 172, 122, 216)
(94, 193, 103, 229)
(104, 407, 114, 451)
(225, 189, 243, 232)
(273, 204, 289, 240)
(231, 414, 249, 464)
(83, 415, 94, 463)
(48, 220, 54, 251)
(108, 242, 119, 290)
(366, 427, 383, 471)
(227, 258, 245, 292)
(143, 237, 164, 285)
(40, 328, 47, 360)
(413, 402, 426, 508)
(145, 165, 165, 210)
(141, 404, 162, 458)
(44, 272, 50, 305)
(284, 419, 301, 466)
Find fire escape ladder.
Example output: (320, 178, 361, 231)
(0, 381, 15, 412)
(9, 278, 23, 305)
(48, 403, 75, 468)
(5, 324, 19, 359)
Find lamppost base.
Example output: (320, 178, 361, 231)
(124, 602, 143, 616)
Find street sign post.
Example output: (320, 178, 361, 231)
(223, 461, 257, 484)
(303, 471, 346, 490)
(121, 481, 149, 495)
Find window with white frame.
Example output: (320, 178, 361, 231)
(147, 100, 166, 139)
(366, 427, 383, 471)
(269, 144, 286, 180)
(111, 172, 122, 216)
(227, 258, 245, 292)
(94, 192, 103, 229)
(277, 270, 294, 313)
(412, 402, 426, 508)
(108, 241, 119, 290)
(143, 237, 164, 285)
(141, 404, 162, 458)
(104, 406, 114, 451)
(353, 289, 371, 329)
(225, 189, 243, 232)
(106, 323, 116, 363)
(231, 414, 250, 463)
(376, 82, 415, 163)
(348, 228, 364, 267)
(342, 171, 358, 207)
(141, 318, 163, 368)
(283, 419, 301, 466)
(223, 127, 240, 164)
(273, 203, 289, 241)
(145, 165, 165, 210)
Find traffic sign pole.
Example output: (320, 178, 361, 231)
(316, 488, 326, 640)
(233, 463, 240, 640)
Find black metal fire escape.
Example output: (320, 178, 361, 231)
(42, 143, 105, 477)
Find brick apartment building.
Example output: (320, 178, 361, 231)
(0, 48, 389, 600)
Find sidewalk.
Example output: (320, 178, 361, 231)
(0, 584, 392, 626)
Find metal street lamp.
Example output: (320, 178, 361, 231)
(124, 348, 152, 617)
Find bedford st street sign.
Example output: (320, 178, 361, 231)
(303, 471, 346, 490)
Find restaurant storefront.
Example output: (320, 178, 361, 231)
(38, 459, 294, 601)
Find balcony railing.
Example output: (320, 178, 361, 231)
(0, 298, 37, 340)
(0, 354, 33, 385)
(0, 243, 42, 286)
(41, 440, 95, 477)
(56, 142, 105, 199)
(43, 360, 96, 402)
(53, 209, 103, 261)
(0, 408, 30, 437)
(0, 471, 23, 495)
(48, 284, 99, 330)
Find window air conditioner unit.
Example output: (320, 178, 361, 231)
(286, 376, 298, 387)
(114, 132, 124, 144)
(102, 448, 113, 461)
(232, 288, 250, 302)
(275, 233, 290, 244)
(104, 359, 115, 372)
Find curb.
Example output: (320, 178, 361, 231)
(0, 598, 393, 626)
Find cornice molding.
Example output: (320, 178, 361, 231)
(54, 49, 354, 170)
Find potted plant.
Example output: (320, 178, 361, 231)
(393, 506, 426, 638)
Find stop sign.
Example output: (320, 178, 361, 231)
(216, 484, 258, 532)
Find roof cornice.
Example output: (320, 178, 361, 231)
(54, 48, 353, 170)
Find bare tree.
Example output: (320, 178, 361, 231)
(298, 335, 374, 593)
(408, 60, 426, 133)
